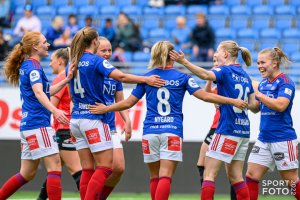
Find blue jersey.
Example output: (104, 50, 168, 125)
(103, 77, 123, 131)
(19, 59, 51, 131)
(69, 52, 116, 120)
(212, 64, 254, 138)
(131, 67, 201, 138)
(258, 73, 297, 142)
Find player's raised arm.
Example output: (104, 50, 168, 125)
(169, 50, 216, 81)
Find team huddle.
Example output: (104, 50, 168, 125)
(0, 26, 299, 200)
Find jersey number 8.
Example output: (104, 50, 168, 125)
(157, 87, 171, 116)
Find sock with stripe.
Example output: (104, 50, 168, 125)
(197, 165, 205, 186)
(46, 171, 62, 200)
(294, 180, 300, 200)
(201, 180, 215, 200)
(72, 170, 82, 190)
(233, 181, 250, 200)
(84, 166, 112, 200)
(0, 173, 28, 199)
(246, 176, 259, 200)
(37, 179, 48, 200)
(150, 178, 159, 200)
(155, 176, 172, 200)
(80, 168, 95, 199)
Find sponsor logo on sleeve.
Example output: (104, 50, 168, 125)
(29, 70, 40, 82)
(103, 60, 114, 69)
(188, 78, 199, 88)
(284, 88, 292, 96)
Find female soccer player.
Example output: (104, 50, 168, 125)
(2, 32, 72, 200)
(37, 48, 82, 200)
(170, 40, 258, 200)
(197, 54, 236, 200)
(89, 41, 247, 200)
(246, 47, 300, 200)
(96, 36, 132, 199)
(68, 27, 165, 200)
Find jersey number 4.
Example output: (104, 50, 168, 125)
(74, 72, 85, 98)
(234, 83, 249, 114)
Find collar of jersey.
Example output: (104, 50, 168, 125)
(157, 65, 174, 69)
(268, 72, 283, 83)
(27, 57, 40, 63)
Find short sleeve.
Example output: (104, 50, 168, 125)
(131, 84, 146, 99)
(185, 75, 201, 95)
(28, 68, 43, 86)
(278, 83, 294, 100)
(95, 58, 116, 77)
(116, 81, 123, 92)
(212, 67, 224, 84)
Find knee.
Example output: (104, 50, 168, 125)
(20, 169, 37, 181)
(112, 164, 125, 177)
(203, 169, 218, 181)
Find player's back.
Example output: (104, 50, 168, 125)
(133, 67, 200, 138)
(69, 52, 116, 120)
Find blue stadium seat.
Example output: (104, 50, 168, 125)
(136, 0, 149, 7)
(163, 18, 177, 31)
(281, 39, 300, 55)
(258, 39, 279, 50)
(289, 0, 300, 6)
(12, 0, 26, 7)
(52, 0, 69, 7)
(123, 51, 133, 62)
(186, 5, 208, 15)
(237, 39, 256, 52)
(245, 0, 263, 6)
(72, 0, 89, 6)
(274, 16, 294, 30)
(31, 0, 47, 7)
(114, 0, 133, 7)
(208, 5, 229, 15)
(36, 6, 56, 17)
(95, 0, 111, 6)
(57, 6, 77, 16)
(99, 5, 120, 15)
(40, 18, 52, 31)
(78, 5, 98, 16)
(139, 28, 148, 40)
(251, 16, 271, 30)
(133, 51, 151, 62)
(223, 0, 242, 6)
(14, 6, 25, 15)
(148, 28, 170, 44)
(282, 29, 300, 39)
(260, 28, 281, 39)
(291, 52, 300, 62)
(215, 28, 236, 39)
(229, 16, 249, 29)
(237, 28, 259, 39)
(164, 5, 186, 16)
(122, 6, 142, 17)
(143, 6, 164, 16)
(207, 16, 227, 30)
(230, 5, 251, 15)
(268, 0, 286, 6)
(275, 5, 296, 15)
(253, 5, 273, 15)
(140, 17, 160, 31)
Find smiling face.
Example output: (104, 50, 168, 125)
(35, 34, 50, 58)
(257, 52, 278, 80)
(97, 39, 112, 60)
(49, 53, 60, 74)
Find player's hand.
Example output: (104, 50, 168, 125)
(169, 50, 186, 64)
(89, 102, 107, 114)
(123, 120, 132, 142)
(66, 63, 75, 81)
(146, 75, 165, 88)
(53, 109, 69, 124)
(232, 99, 248, 110)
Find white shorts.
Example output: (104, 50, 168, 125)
(206, 134, 249, 164)
(111, 130, 123, 149)
(142, 133, 183, 163)
(248, 139, 299, 171)
(21, 127, 59, 160)
(70, 119, 113, 153)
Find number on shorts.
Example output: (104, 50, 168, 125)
(233, 83, 249, 114)
(157, 87, 171, 116)
(74, 72, 85, 98)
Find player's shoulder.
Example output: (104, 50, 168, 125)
(278, 73, 294, 86)
(22, 59, 41, 70)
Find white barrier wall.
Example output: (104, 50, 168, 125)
(1, 88, 300, 141)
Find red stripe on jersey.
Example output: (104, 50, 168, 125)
(279, 73, 290, 84)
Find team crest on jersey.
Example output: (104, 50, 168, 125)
(232, 73, 240, 82)
(188, 78, 199, 88)
(103, 60, 114, 69)
(284, 88, 292, 96)
(29, 70, 40, 82)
